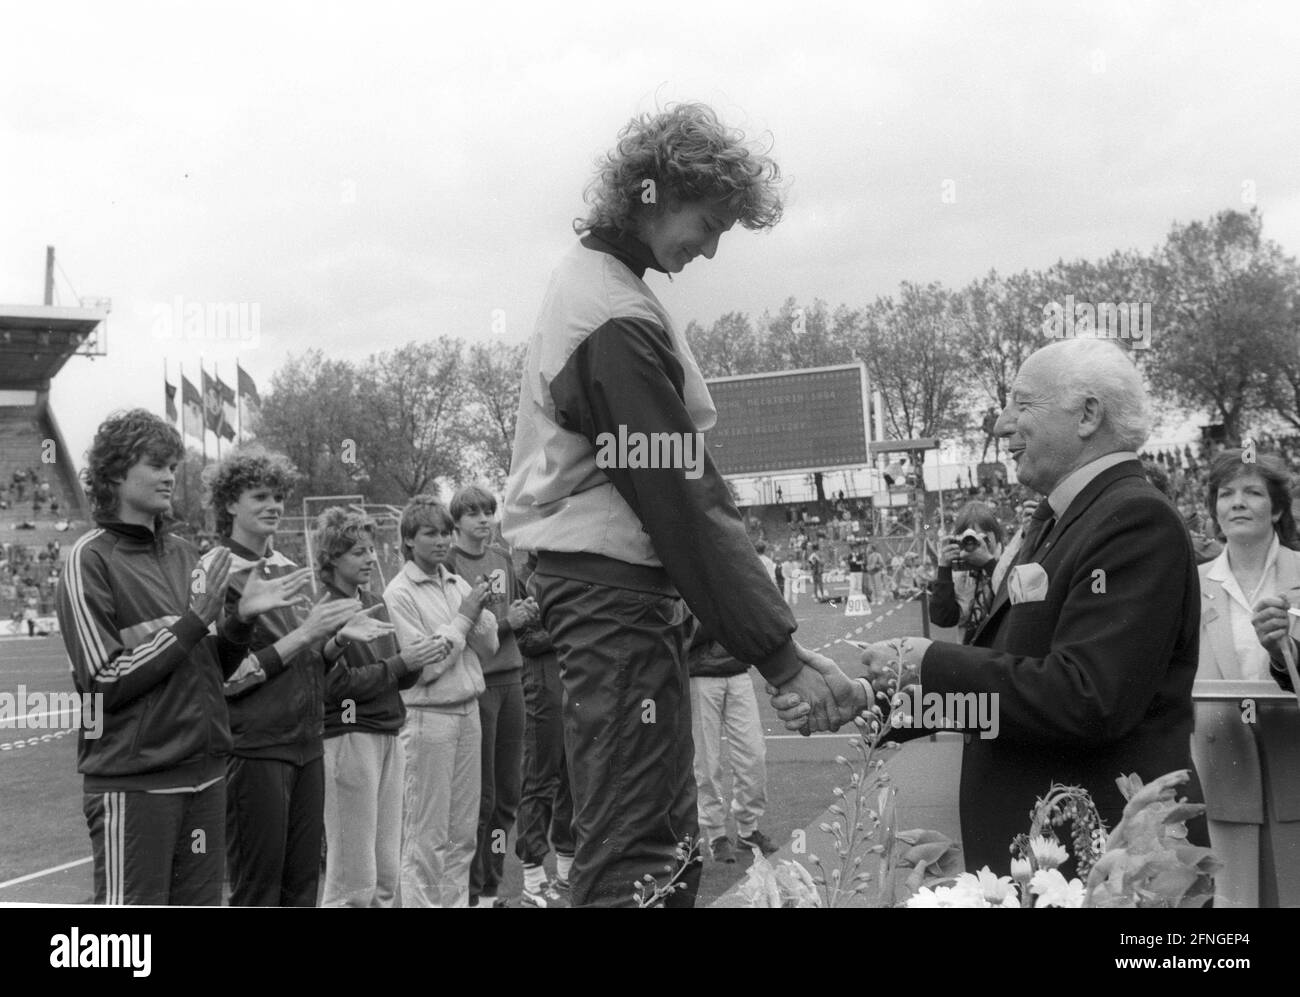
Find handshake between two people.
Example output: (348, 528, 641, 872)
(767, 638, 930, 736)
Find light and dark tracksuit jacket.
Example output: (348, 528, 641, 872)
(56, 517, 255, 793)
(218, 538, 324, 765)
(687, 624, 749, 680)
(501, 226, 800, 688)
(320, 580, 418, 739)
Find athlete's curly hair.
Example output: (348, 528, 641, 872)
(313, 507, 375, 580)
(574, 102, 784, 236)
(203, 445, 299, 537)
(82, 409, 184, 516)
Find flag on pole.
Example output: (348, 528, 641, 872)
(201, 368, 224, 438)
(165, 378, 178, 424)
(218, 376, 237, 442)
(182, 375, 203, 442)
(237, 363, 261, 438)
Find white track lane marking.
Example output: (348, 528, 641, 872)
(0, 856, 91, 891)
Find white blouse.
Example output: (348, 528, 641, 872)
(1205, 535, 1280, 681)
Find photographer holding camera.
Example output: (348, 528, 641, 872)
(928, 502, 1005, 644)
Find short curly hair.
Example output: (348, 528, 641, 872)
(83, 409, 184, 516)
(312, 507, 375, 580)
(574, 102, 783, 236)
(203, 445, 299, 537)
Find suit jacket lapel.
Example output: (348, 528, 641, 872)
(971, 460, 1147, 646)
(1199, 576, 1235, 680)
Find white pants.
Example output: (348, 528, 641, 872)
(322, 731, 405, 907)
(399, 707, 481, 908)
(690, 674, 767, 839)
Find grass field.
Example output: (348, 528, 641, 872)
(0, 583, 960, 905)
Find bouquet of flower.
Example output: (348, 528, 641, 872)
(905, 769, 1218, 908)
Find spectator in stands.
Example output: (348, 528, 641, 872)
(207, 446, 366, 907)
(447, 484, 532, 909)
(384, 496, 496, 908)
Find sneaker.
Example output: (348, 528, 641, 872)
(710, 835, 737, 864)
(737, 829, 780, 857)
(520, 880, 570, 908)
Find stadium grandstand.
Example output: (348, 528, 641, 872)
(0, 301, 107, 635)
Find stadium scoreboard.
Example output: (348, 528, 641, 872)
(704, 363, 871, 477)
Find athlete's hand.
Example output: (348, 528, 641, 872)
(190, 547, 231, 625)
(237, 563, 314, 622)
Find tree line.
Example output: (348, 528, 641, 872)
(242, 208, 1295, 510)
(686, 208, 1299, 447)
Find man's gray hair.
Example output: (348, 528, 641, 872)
(1038, 339, 1151, 450)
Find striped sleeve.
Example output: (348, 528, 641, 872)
(56, 532, 209, 710)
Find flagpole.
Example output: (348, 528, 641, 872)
(199, 357, 208, 464)
(178, 360, 188, 521)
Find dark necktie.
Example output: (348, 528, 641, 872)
(1016, 500, 1056, 566)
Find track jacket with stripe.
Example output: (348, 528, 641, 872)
(56, 518, 256, 793)
(502, 227, 800, 686)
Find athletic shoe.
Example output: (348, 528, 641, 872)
(520, 880, 570, 908)
(710, 835, 737, 863)
(737, 829, 780, 857)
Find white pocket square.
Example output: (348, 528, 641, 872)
(1008, 563, 1050, 605)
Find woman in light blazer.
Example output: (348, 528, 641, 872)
(1193, 448, 1300, 908)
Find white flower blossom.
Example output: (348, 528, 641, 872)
(1029, 868, 1085, 908)
(1029, 835, 1069, 870)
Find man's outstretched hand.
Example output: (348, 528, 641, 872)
(768, 643, 866, 735)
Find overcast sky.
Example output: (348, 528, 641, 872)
(4, 0, 1298, 468)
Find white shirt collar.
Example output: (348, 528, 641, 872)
(401, 560, 452, 586)
(1046, 451, 1139, 518)
(1206, 531, 1281, 586)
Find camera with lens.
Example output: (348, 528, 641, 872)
(948, 529, 985, 571)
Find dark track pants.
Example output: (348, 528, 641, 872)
(84, 779, 226, 905)
(226, 754, 324, 907)
(515, 651, 575, 866)
(469, 680, 524, 902)
(532, 573, 700, 908)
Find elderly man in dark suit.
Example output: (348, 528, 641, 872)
(774, 337, 1205, 874)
